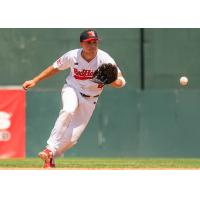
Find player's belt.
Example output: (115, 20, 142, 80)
(80, 92, 99, 98)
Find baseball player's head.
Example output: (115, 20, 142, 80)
(80, 29, 99, 42)
(80, 29, 99, 55)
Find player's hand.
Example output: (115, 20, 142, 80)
(22, 80, 36, 90)
(109, 74, 126, 88)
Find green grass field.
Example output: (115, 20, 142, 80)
(1, 157, 200, 169)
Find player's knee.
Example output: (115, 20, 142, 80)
(62, 102, 78, 114)
(59, 110, 74, 125)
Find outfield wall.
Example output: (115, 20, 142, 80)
(26, 89, 200, 157)
(0, 28, 140, 90)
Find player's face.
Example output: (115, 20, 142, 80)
(80, 40, 99, 54)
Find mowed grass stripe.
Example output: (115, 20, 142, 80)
(1, 158, 200, 168)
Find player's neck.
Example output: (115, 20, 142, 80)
(81, 51, 97, 63)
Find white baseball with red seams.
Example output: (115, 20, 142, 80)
(179, 76, 188, 86)
(46, 48, 121, 156)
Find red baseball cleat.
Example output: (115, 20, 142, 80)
(38, 149, 56, 168)
(43, 157, 56, 168)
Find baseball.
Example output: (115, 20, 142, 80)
(179, 76, 188, 86)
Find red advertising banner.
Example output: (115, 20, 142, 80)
(0, 89, 25, 158)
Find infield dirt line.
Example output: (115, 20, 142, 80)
(1, 168, 200, 170)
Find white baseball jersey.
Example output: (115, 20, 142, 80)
(53, 48, 120, 96)
(46, 48, 121, 156)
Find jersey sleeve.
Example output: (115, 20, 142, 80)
(102, 53, 116, 65)
(52, 52, 72, 70)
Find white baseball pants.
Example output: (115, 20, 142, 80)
(46, 85, 97, 156)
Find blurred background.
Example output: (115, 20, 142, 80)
(1, 28, 200, 158)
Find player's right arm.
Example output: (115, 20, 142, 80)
(23, 51, 73, 90)
(22, 65, 59, 90)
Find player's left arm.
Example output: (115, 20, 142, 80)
(110, 72, 126, 88)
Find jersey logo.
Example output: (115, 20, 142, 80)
(73, 68, 93, 80)
(87, 31, 95, 37)
(56, 58, 62, 67)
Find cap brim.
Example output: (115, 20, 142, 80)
(82, 38, 99, 42)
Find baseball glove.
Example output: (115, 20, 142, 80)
(92, 63, 118, 85)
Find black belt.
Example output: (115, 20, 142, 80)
(80, 92, 99, 98)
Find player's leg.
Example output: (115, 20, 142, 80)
(38, 86, 78, 168)
(55, 95, 97, 156)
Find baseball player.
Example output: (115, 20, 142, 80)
(22, 29, 126, 168)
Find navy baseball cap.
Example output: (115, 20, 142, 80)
(80, 29, 99, 42)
